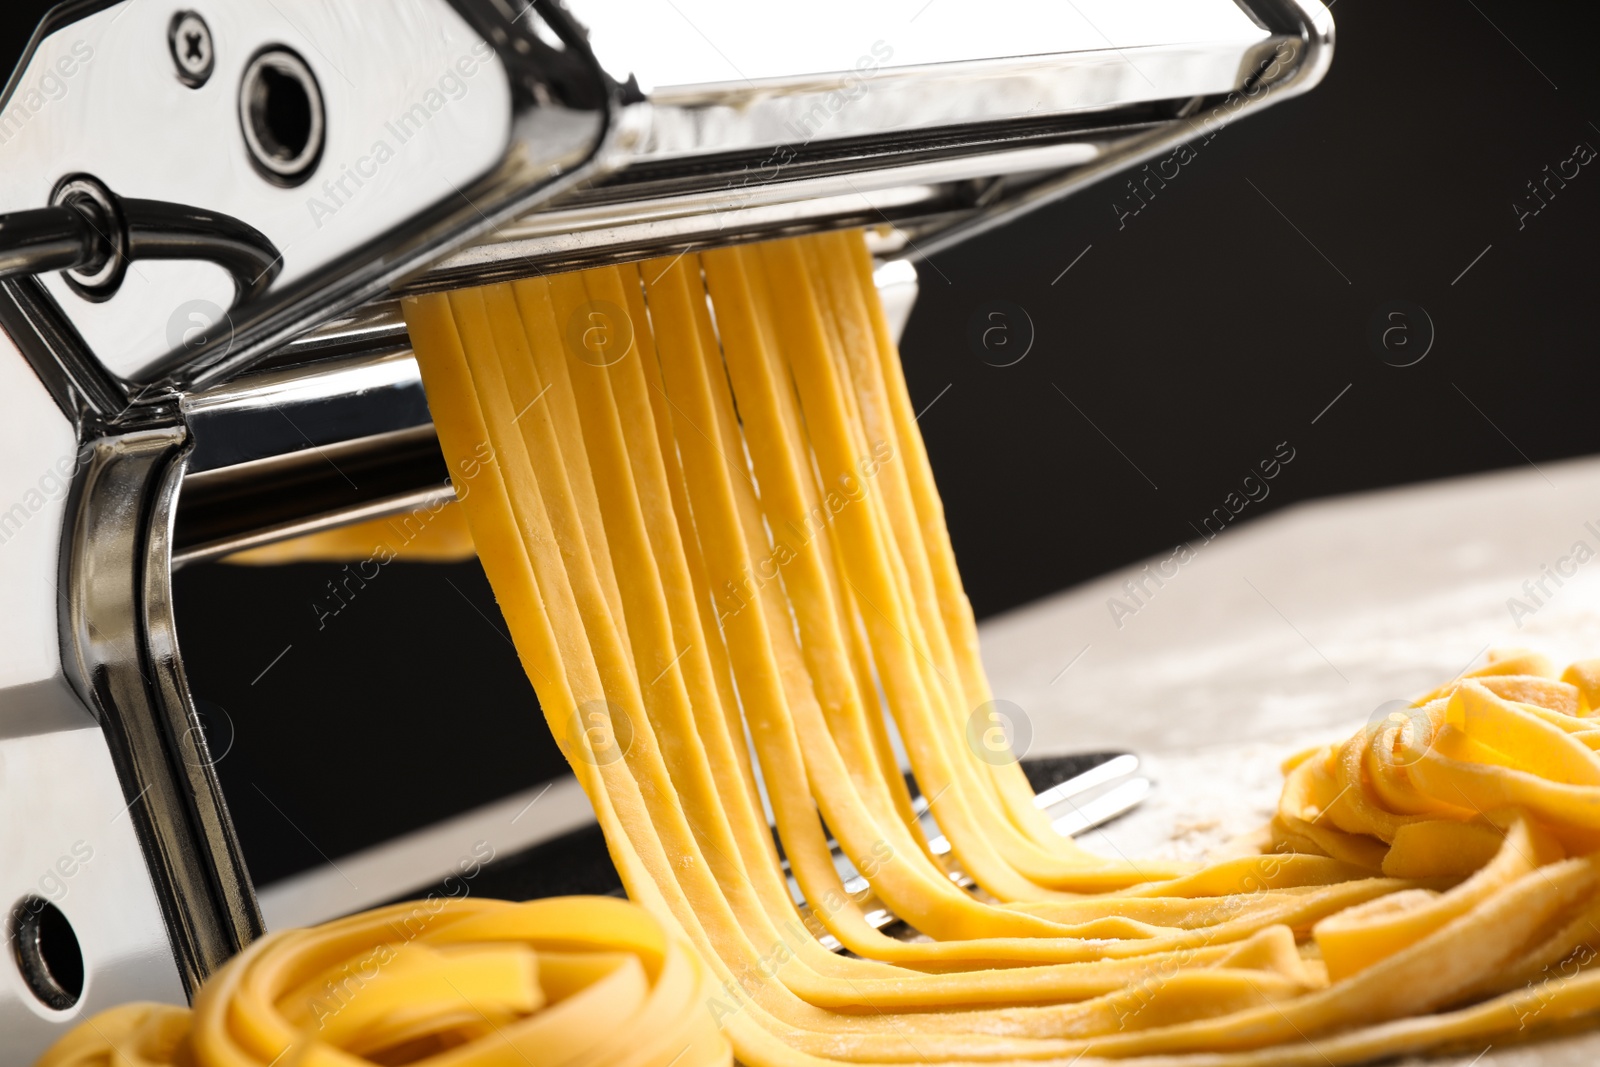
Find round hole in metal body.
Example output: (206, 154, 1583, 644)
(239, 48, 325, 186)
(10, 897, 85, 1010)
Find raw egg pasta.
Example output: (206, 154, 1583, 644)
(396, 231, 1600, 1064)
(35, 897, 729, 1067)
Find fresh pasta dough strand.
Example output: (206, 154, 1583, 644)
(448, 281, 850, 1067)
(761, 237, 1179, 898)
(449, 284, 900, 1067)
(578, 264, 794, 915)
(611, 259, 1190, 1017)
(624, 260, 1113, 1062)
(672, 247, 1465, 1011)
(420, 285, 672, 910)
(695, 249, 1252, 966)
(483, 280, 637, 673)
(805, 233, 1065, 855)
(801, 236, 974, 749)
(700, 247, 959, 893)
(639, 257, 1256, 1012)
(557, 266, 909, 998)
(406, 286, 851, 1067)
(621, 262, 764, 808)
(825, 232, 1076, 851)
(836, 236, 993, 725)
(640, 254, 983, 955)
(761, 235, 1060, 903)
(524, 263, 1031, 1058)
(739, 246, 938, 868)
(666, 251, 1116, 950)
(615, 259, 1154, 1014)
(691, 251, 1190, 979)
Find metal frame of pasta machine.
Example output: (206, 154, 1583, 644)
(0, 0, 1331, 1057)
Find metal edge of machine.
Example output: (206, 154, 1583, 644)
(913, 0, 1334, 258)
(407, 0, 1333, 289)
(57, 427, 256, 996)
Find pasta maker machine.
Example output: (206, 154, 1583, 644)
(0, 0, 1331, 1057)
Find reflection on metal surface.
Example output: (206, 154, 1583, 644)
(173, 482, 456, 570)
(873, 258, 919, 344)
(184, 349, 426, 427)
(415, 181, 963, 289)
(412, 0, 1330, 286)
(923, 753, 1148, 857)
(63, 429, 262, 995)
(182, 350, 433, 481)
(570, 0, 1274, 156)
(1050, 777, 1155, 837)
(269, 300, 411, 366)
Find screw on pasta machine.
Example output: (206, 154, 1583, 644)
(168, 11, 214, 89)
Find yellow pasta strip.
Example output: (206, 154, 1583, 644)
(805, 233, 1048, 851)
(739, 246, 941, 868)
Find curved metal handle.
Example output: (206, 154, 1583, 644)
(121, 198, 282, 302)
(0, 179, 282, 303)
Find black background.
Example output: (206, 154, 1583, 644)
(7, 2, 1600, 885)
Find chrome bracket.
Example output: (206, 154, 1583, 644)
(61, 424, 261, 994)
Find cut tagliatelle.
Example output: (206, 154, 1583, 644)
(41, 232, 1600, 1067)
(392, 231, 1600, 1064)
(36, 896, 728, 1067)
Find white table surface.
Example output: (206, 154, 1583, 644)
(979, 453, 1600, 1064)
